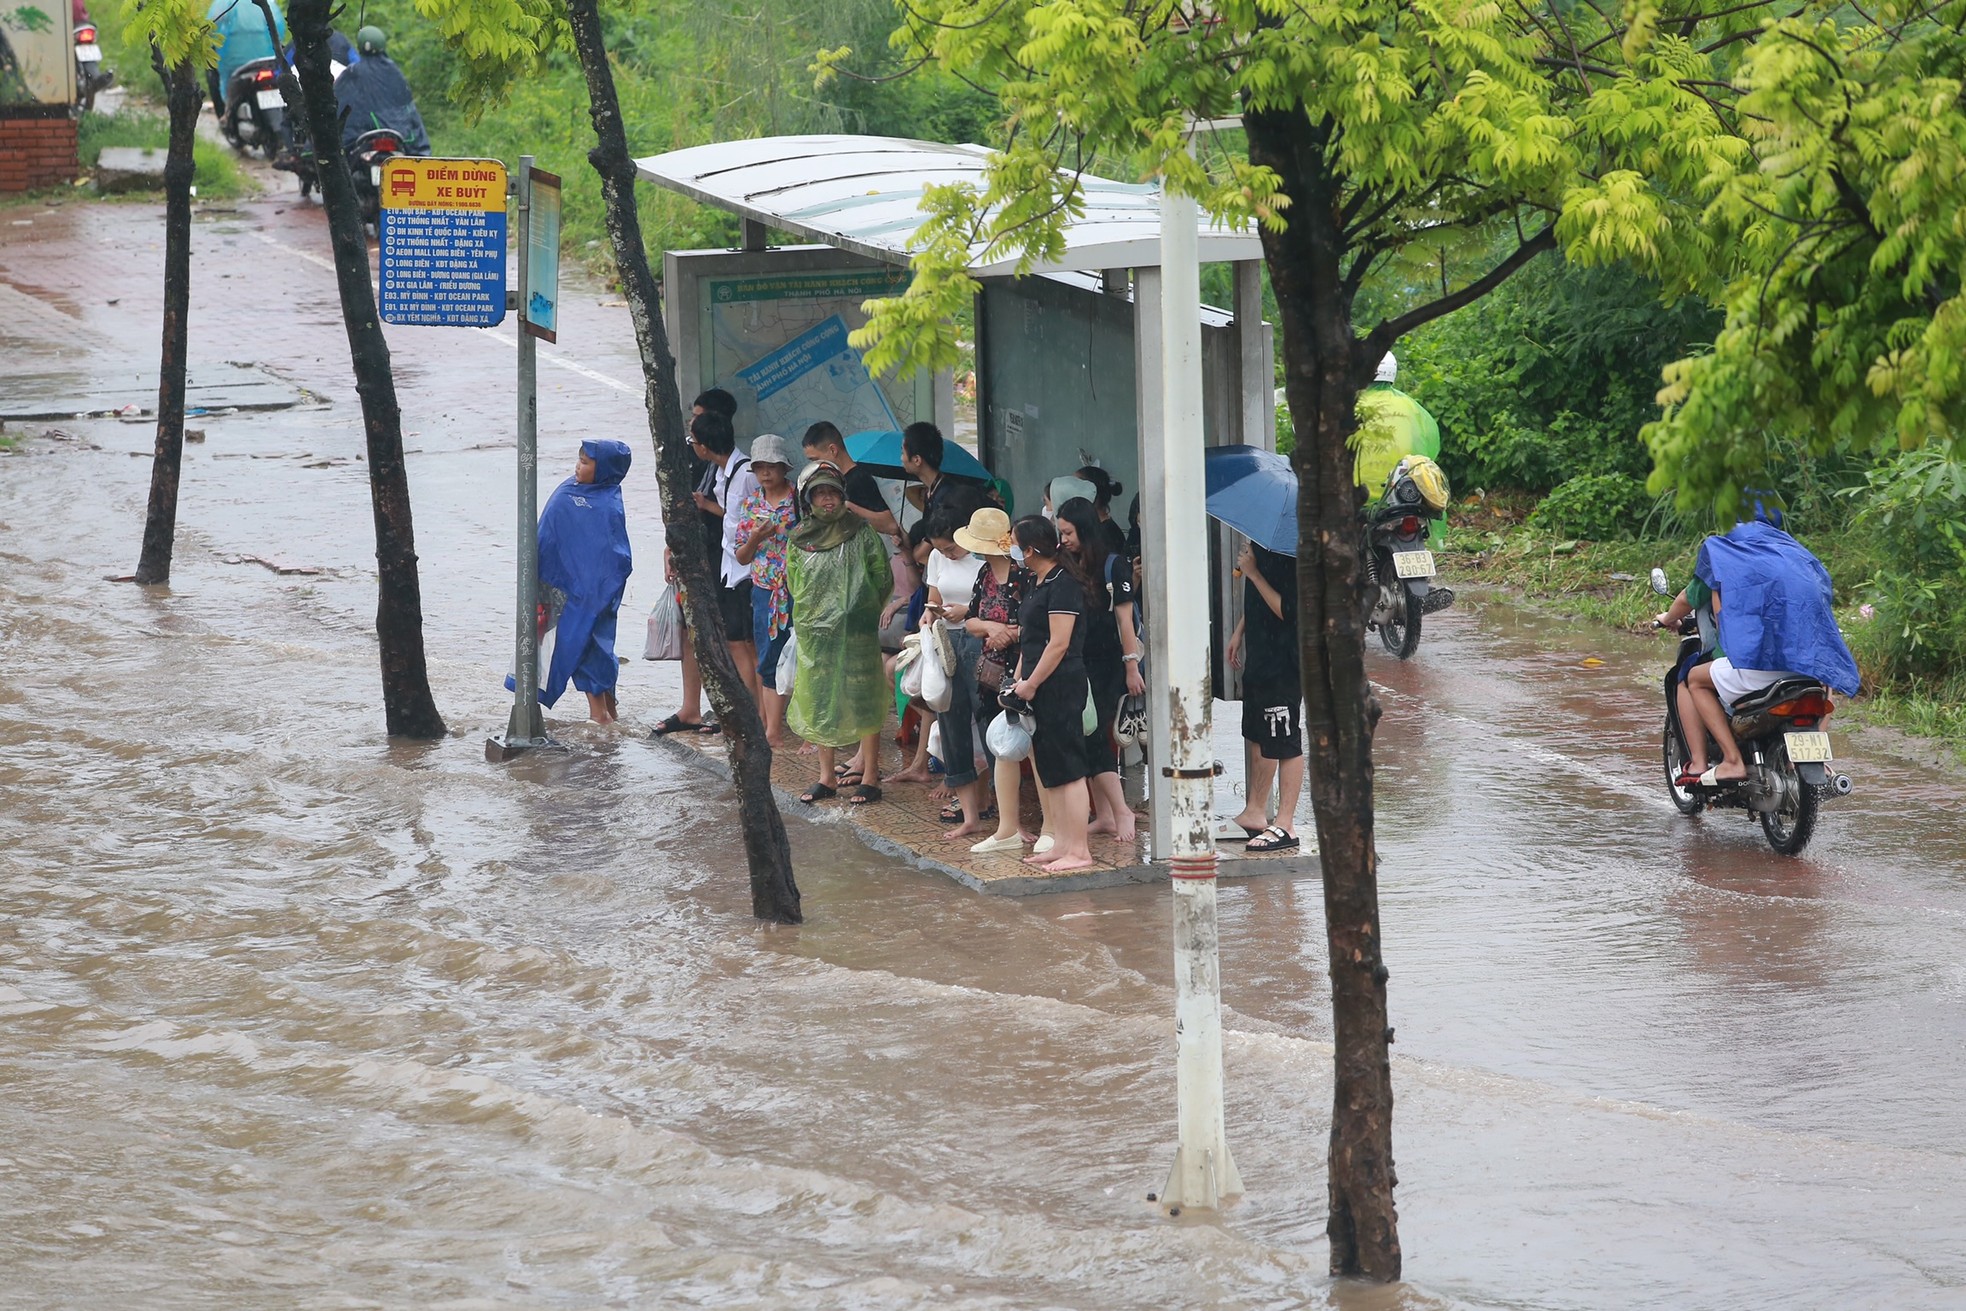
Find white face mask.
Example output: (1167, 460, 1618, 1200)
(1041, 504, 1056, 522)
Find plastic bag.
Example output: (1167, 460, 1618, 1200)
(774, 628, 798, 696)
(1081, 681, 1098, 736)
(920, 623, 953, 711)
(898, 636, 926, 699)
(643, 584, 685, 661)
(986, 710, 1033, 762)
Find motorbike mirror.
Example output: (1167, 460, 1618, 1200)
(1648, 567, 1671, 597)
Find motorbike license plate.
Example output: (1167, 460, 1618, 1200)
(1392, 549, 1435, 580)
(75, 44, 102, 62)
(1785, 731, 1833, 763)
(255, 88, 282, 110)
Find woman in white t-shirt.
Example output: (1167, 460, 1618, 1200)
(920, 506, 995, 834)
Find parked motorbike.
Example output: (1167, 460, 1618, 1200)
(220, 56, 286, 160)
(1364, 454, 1454, 658)
(346, 127, 411, 228)
(1649, 567, 1852, 855)
(73, 23, 114, 112)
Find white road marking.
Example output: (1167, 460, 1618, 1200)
(248, 228, 642, 397)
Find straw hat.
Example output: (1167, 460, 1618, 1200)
(953, 506, 1015, 556)
(749, 433, 790, 466)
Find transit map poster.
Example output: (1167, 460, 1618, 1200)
(699, 268, 918, 443)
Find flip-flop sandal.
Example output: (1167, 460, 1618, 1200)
(697, 721, 722, 735)
(1675, 767, 1706, 787)
(1245, 825, 1300, 854)
(847, 785, 883, 806)
(799, 783, 838, 804)
(1213, 818, 1263, 842)
(651, 713, 706, 736)
(939, 801, 965, 823)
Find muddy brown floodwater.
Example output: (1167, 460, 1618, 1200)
(5, 195, 1966, 1310)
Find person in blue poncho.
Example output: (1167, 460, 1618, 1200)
(204, 0, 287, 117)
(1654, 503, 1860, 785)
(524, 440, 634, 724)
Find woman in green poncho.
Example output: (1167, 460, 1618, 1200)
(788, 464, 892, 806)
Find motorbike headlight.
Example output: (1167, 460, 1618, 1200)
(1394, 479, 1420, 505)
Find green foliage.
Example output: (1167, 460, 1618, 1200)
(1646, 3, 1966, 515)
(852, 0, 1766, 387)
(76, 109, 250, 198)
(113, 0, 215, 71)
(1843, 448, 1966, 682)
(1398, 259, 1719, 493)
(1526, 473, 1656, 541)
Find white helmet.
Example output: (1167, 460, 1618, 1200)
(1374, 353, 1398, 384)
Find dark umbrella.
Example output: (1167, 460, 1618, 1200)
(1203, 444, 1297, 555)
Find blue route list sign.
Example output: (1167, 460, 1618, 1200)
(377, 157, 508, 328)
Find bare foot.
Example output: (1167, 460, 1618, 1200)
(943, 821, 989, 840)
(1105, 825, 1137, 845)
(889, 767, 932, 785)
(928, 782, 952, 801)
(1040, 855, 1095, 873)
(1022, 851, 1055, 866)
(766, 734, 787, 749)
(798, 743, 818, 756)
(1087, 818, 1117, 836)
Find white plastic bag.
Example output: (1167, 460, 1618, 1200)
(986, 710, 1034, 762)
(920, 622, 953, 712)
(898, 634, 926, 699)
(774, 628, 798, 695)
(926, 719, 943, 762)
(643, 584, 685, 661)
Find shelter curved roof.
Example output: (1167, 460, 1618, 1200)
(635, 134, 1261, 277)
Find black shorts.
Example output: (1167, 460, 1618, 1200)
(1031, 676, 1090, 789)
(1084, 658, 1124, 777)
(719, 580, 755, 643)
(1241, 682, 1304, 761)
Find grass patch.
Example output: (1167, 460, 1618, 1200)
(77, 111, 253, 200)
(1444, 507, 1966, 761)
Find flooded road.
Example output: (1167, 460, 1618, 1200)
(5, 197, 1966, 1309)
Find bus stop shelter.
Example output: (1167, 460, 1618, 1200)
(637, 134, 1277, 859)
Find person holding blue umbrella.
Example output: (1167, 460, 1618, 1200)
(1224, 540, 1302, 853)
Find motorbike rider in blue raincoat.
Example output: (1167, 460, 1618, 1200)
(203, 0, 286, 116)
(1654, 502, 1860, 786)
(331, 26, 430, 155)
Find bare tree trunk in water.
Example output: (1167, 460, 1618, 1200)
(564, 0, 800, 924)
(130, 53, 202, 586)
(1243, 103, 1401, 1281)
(286, 0, 447, 739)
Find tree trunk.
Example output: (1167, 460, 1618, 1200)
(1243, 104, 1401, 1281)
(286, 0, 447, 739)
(563, 0, 801, 924)
(130, 54, 202, 586)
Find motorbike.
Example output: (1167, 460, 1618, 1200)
(73, 23, 114, 112)
(220, 56, 287, 160)
(1649, 567, 1853, 856)
(1364, 454, 1455, 659)
(346, 127, 411, 229)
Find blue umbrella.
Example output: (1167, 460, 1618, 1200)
(846, 429, 992, 483)
(1204, 444, 1298, 555)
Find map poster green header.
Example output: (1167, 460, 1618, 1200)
(708, 269, 908, 306)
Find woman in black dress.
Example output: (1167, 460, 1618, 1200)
(1055, 496, 1142, 846)
(1007, 515, 1094, 873)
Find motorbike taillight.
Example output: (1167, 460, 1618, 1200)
(1399, 515, 1420, 536)
(1770, 692, 1835, 720)
(75, 24, 97, 42)
(373, 137, 401, 152)
(255, 67, 275, 83)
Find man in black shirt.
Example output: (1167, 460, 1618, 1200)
(1225, 541, 1302, 853)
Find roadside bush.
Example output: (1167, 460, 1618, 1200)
(76, 110, 250, 199)
(1843, 449, 1966, 682)
(1526, 473, 1655, 541)
(1398, 259, 1720, 495)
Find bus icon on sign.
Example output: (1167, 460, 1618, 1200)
(389, 171, 418, 199)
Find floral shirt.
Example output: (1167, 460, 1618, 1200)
(736, 487, 798, 639)
(970, 560, 1035, 675)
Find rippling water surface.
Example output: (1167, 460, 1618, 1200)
(5, 199, 1966, 1309)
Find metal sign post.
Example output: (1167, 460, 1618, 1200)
(487, 155, 551, 762)
(1157, 174, 1241, 1214)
